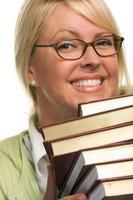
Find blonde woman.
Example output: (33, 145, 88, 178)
(0, 0, 132, 199)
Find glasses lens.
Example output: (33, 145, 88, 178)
(114, 37, 123, 53)
(56, 40, 83, 59)
(94, 36, 123, 56)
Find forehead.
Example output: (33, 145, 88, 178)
(40, 3, 109, 42)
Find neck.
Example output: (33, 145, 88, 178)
(37, 106, 77, 128)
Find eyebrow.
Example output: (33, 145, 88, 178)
(48, 29, 82, 41)
(50, 29, 112, 41)
(94, 32, 113, 38)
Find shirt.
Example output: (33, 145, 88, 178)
(23, 116, 50, 197)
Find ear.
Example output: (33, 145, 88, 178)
(28, 62, 39, 87)
(27, 52, 38, 87)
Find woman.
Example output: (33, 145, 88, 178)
(0, 0, 132, 199)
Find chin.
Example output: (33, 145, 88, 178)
(76, 94, 112, 105)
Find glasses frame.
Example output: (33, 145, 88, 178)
(34, 34, 124, 60)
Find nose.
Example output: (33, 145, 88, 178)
(80, 45, 101, 70)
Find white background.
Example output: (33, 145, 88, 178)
(0, 0, 133, 140)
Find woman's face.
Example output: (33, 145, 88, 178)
(29, 4, 119, 121)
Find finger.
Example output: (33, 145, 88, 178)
(60, 193, 88, 200)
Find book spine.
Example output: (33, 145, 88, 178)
(43, 141, 54, 162)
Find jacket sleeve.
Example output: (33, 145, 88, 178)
(0, 133, 41, 200)
(0, 152, 9, 199)
(0, 137, 21, 199)
(0, 187, 6, 200)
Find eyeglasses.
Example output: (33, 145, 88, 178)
(34, 34, 124, 60)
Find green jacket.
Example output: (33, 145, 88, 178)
(0, 131, 41, 200)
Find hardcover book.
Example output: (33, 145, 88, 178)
(78, 94, 133, 117)
(88, 177, 133, 200)
(47, 122, 133, 157)
(41, 96, 133, 199)
(71, 160, 133, 194)
(42, 105, 133, 142)
(58, 141, 133, 196)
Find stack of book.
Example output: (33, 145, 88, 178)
(41, 94, 133, 200)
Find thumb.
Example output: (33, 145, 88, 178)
(44, 165, 57, 200)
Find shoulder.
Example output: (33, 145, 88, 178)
(0, 131, 41, 199)
(0, 130, 29, 169)
(0, 130, 28, 158)
(0, 131, 28, 173)
(0, 131, 28, 194)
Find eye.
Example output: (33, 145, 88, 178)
(95, 38, 113, 48)
(56, 41, 76, 52)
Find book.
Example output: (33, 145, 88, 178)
(48, 121, 133, 157)
(78, 94, 133, 117)
(44, 122, 133, 188)
(71, 160, 133, 194)
(42, 105, 133, 142)
(41, 98, 133, 198)
(88, 177, 133, 200)
(58, 141, 133, 196)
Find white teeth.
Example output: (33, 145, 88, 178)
(72, 79, 101, 87)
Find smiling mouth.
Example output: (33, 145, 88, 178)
(71, 79, 102, 88)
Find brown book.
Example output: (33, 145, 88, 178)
(88, 177, 133, 200)
(45, 122, 133, 188)
(58, 141, 133, 197)
(47, 121, 133, 158)
(71, 160, 133, 195)
(42, 105, 133, 142)
(41, 97, 133, 199)
(78, 94, 133, 117)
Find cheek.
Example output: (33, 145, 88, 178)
(34, 59, 68, 96)
(33, 52, 57, 85)
(104, 57, 119, 78)
(105, 58, 119, 96)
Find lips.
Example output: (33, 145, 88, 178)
(72, 79, 102, 88)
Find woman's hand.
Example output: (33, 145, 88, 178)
(44, 166, 88, 200)
(44, 166, 56, 200)
(59, 193, 88, 200)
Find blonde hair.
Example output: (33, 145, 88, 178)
(15, 0, 132, 114)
